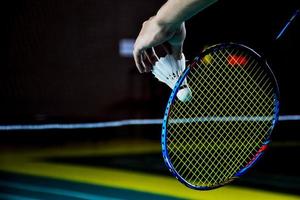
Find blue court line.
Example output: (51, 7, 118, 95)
(0, 115, 299, 131)
(0, 181, 121, 200)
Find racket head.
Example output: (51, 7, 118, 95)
(161, 43, 279, 190)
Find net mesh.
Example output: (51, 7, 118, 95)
(166, 44, 277, 188)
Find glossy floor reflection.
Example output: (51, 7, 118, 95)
(0, 138, 299, 200)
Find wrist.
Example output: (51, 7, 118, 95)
(153, 14, 182, 32)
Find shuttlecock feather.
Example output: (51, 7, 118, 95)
(152, 54, 192, 102)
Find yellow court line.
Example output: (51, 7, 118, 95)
(0, 141, 299, 200)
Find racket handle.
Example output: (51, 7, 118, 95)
(276, 9, 299, 40)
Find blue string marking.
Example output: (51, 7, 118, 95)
(0, 115, 298, 131)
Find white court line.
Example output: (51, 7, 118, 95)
(0, 115, 299, 131)
(168, 116, 274, 124)
(278, 115, 300, 121)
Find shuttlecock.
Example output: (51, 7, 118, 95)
(152, 54, 192, 102)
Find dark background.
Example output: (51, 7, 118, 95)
(0, 0, 300, 198)
(1, 0, 299, 124)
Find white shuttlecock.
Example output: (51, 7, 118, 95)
(152, 54, 192, 102)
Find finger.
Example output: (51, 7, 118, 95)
(144, 48, 158, 65)
(151, 47, 159, 60)
(141, 51, 152, 73)
(133, 48, 144, 73)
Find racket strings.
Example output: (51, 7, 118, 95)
(171, 105, 270, 184)
(193, 49, 273, 116)
(180, 63, 269, 120)
(209, 59, 273, 117)
(169, 120, 271, 185)
(166, 46, 276, 187)
(192, 48, 273, 118)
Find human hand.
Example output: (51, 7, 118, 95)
(133, 16, 186, 73)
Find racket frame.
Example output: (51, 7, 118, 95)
(161, 43, 280, 190)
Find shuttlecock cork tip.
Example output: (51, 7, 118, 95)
(177, 87, 192, 102)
